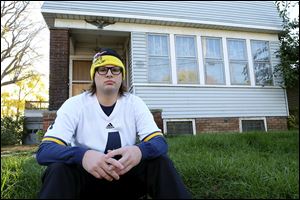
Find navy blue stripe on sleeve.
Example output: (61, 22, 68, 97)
(136, 136, 168, 160)
(36, 142, 89, 166)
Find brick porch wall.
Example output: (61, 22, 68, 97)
(195, 116, 287, 133)
(196, 117, 240, 133)
(43, 111, 57, 131)
(150, 109, 163, 131)
(49, 28, 70, 111)
(266, 116, 288, 131)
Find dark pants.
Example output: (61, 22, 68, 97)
(38, 155, 192, 199)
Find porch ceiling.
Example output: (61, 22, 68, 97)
(71, 29, 129, 45)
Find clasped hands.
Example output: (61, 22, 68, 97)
(82, 146, 142, 181)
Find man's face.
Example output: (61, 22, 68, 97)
(94, 65, 123, 95)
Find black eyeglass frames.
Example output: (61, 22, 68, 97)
(96, 67, 122, 75)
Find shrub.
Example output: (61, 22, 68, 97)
(1, 116, 25, 146)
(36, 129, 46, 141)
(287, 115, 298, 130)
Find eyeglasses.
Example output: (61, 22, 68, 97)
(96, 67, 122, 75)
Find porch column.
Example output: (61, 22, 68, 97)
(49, 28, 70, 111)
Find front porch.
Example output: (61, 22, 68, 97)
(49, 28, 131, 111)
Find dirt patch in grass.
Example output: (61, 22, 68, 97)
(1, 144, 38, 155)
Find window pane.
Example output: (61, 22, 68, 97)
(230, 62, 250, 85)
(242, 120, 265, 132)
(167, 121, 193, 135)
(175, 36, 196, 57)
(73, 61, 91, 81)
(254, 62, 273, 86)
(175, 36, 198, 84)
(148, 34, 170, 83)
(227, 39, 247, 60)
(251, 41, 269, 61)
(203, 37, 222, 59)
(205, 61, 225, 84)
(148, 58, 171, 82)
(177, 59, 199, 83)
(148, 35, 169, 56)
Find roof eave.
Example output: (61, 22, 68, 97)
(41, 9, 282, 34)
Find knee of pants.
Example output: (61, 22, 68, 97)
(44, 163, 73, 176)
(149, 154, 173, 166)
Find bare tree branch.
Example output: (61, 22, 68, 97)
(1, 72, 36, 87)
(1, 1, 45, 87)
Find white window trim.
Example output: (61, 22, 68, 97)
(169, 33, 177, 85)
(239, 117, 267, 133)
(196, 35, 205, 85)
(222, 37, 230, 86)
(140, 33, 281, 88)
(163, 119, 196, 135)
(246, 39, 255, 86)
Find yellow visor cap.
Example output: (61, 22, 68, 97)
(90, 55, 126, 80)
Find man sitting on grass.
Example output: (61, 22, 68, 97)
(36, 48, 192, 199)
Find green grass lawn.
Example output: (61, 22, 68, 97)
(1, 130, 299, 199)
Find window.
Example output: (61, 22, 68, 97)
(164, 119, 195, 135)
(175, 35, 199, 84)
(251, 40, 273, 86)
(202, 37, 225, 84)
(239, 118, 267, 132)
(72, 60, 92, 96)
(147, 34, 171, 83)
(227, 39, 250, 85)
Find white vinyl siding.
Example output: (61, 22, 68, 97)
(202, 37, 225, 85)
(175, 35, 199, 84)
(147, 34, 171, 83)
(135, 86, 288, 119)
(251, 40, 273, 86)
(131, 32, 147, 84)
(127, 38, 133, 90)
(227, 39, 250, 85)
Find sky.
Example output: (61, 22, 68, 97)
(30, 1, 50, 79)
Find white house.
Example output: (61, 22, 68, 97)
(40, 1, 288, 135)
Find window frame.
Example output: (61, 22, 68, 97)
(250, 40, 274, 86)
(163, 119, 196, 135)
(147, 33, 172, 83)
(174, 34, 200, 84)
(227, 38, 250, 85)
(239, 117, 267, 132)
(69, 57, 93, 97)
(202, 36, 226, 85)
